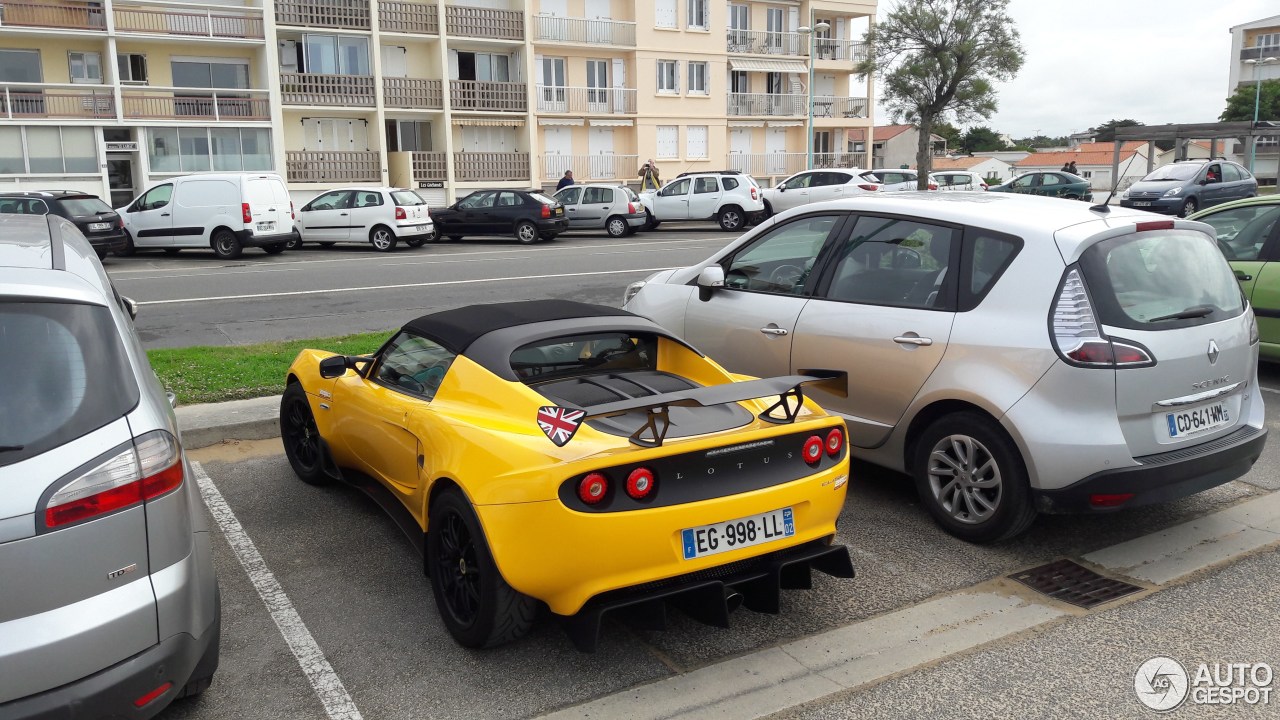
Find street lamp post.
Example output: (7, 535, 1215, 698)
(798, 18, 831, 170)
(1245, 57, 1277, 174)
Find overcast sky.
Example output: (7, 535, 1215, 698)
(872, 0, 1278, 138)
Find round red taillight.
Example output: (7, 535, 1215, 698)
(825, 428, 844, 457)
(578, 472, 609, 505)
(625, 467, 656, 500)
(802, 436, 823, 465)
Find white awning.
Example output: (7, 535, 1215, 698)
(729, 58, 808, 73)
(538, 118, 584, 126)
(589, 118, 633, 127)
(452, 117, 525, 127)
(767, 120, 803, 127)
(728, 121, 765, 127)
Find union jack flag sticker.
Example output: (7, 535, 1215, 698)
(537, 406, 586, 447)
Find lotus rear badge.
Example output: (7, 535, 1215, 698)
(1207, 340, 1219, 365)
(537, 406, 585, 446)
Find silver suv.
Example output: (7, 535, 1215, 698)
(0, 215, 219, 716)
(624, 193, 1267, 542)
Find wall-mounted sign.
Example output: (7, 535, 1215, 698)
(419, 181, 445, 189)
(105, 141, 139, 152)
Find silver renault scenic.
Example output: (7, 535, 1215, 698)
(0, 214, 219, 717)
(624, 193, 1267, 542)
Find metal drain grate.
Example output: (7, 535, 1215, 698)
(1008, 559, 1142, 609)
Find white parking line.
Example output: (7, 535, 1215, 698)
(136, 267, 673, 306)
(192, 462, 364, 720)
(1262, 386, 1279, 396)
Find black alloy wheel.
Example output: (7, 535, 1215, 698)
(280, 384, 327, 485)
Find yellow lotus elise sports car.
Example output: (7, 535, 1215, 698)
(280, 300, 854, 651)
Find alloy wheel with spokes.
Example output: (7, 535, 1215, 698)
(606, 216, 628, 237)
(927, 434, 1002, 525)
(435, 509, 482, 629)
(280, 384, 327, 484)
(370, 226, 396, 252)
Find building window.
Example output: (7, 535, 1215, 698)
(171, 58, 250, 89)
(454, 51, 511, 81)
(1257, 33, 1280, 48)
(688, 61, 708, 94)
(656, 125, 678, 158)
(68, 51, 102, 83)
(687, 125, 708, 159)
(0, 49, 41, 82)
(730, 70, 749, 94)
(117, 53, 148, 84)
(300, 34, 370, 75)
(148, 127, 271, 172)
(657, 60, 678, 93)
(386, 120, 431, 152)
(687, 0, 708, 29)
(655, 0, 676, 28)
(0, 126, 97, 174)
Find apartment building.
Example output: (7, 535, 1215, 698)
(1, 0, 875, 208)
(1227, 13, 1279, 180)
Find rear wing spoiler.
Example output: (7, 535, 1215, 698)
(561, 371, 846, 448)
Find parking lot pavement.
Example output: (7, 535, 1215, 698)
(162, 387, 1279, 720)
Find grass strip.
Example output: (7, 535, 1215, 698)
(148, 331, 388, 406)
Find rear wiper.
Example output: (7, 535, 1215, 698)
(0, 445, 24, 452)
(1147, 305, 1215, 323)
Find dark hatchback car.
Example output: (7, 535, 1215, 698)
(1120, 159, 1257, 217)
(432, 189, 568, 244)
(0, 191, 128, 259)
(987, 172, 1092, 201)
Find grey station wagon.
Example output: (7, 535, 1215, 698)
(1120, 159, 1258, 217)
(624, 193, 1267, 543)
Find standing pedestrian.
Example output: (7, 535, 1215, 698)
(639, 159, 662, 191)
(1066, 161, 1078, 176)
(556, 170, 575, 190)
(1060, 162, 1071, 172)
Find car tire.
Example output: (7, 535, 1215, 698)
(762, 200, 774, 219)
(405, 232, 432, 248)
(717, 205, 745, 231)
(280, 384, 328, 486)
(320, 242, 337, 248)
(428, 487, 537, 648)
(911, 412, 1037, 543)
(286, 237, 303, 250)
(370, 225, 397, 252)
(1179, 197, 1198, 218)
(263, 243, 287, 255)
(211, 229, 243, 259)
(164, 248, 181, 256)
(539, 233, 557, 242)
(95, 247, 109, 260)
(116, 230, 137, 257)
(447, 235, 464, 242)
(515, 220, 539, 244)
(644, 211, 661, 231)
(605, 215, 629, 238)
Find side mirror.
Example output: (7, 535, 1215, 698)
(120, 296, 138, 320)
(778, 184, 786, 192)
(697, 265, 725, 302)
(319, 355, 352, 378)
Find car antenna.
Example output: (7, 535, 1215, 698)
(1090, 141, 1142, 214)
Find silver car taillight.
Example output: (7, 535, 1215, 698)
(1249, 310, 1260, 345)
(43, 430, 184, 530)
(1050, 268, 1154, 368)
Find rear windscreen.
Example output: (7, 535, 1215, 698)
(392, 191, 426, 206)
(58, 197, 113, 216)
(0, 302, 139, 467)
(1078, 229, 1244, 331)
(511, 333, 658, 383)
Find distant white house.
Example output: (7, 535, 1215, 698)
(926, 156, 1015, 184)
(1155, 141, 1214, 167)
(1014, 142, 1153, 191)
(973, 150, 1031, 165)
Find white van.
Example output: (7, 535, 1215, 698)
(117, 173, 299, 259)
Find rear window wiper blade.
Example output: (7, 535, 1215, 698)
(0, 445, 25, 452)
(1147, 305, 1216, 323)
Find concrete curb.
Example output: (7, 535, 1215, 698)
(177, 394, 281, 449)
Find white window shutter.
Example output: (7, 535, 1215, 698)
(657, 126, 678, 159)
(656, 0, 676, 28)
(787, 7, 798, 31)
(535, 54, 544, 85)
(448, 49, 459, 80)
(674, 61, 681, 93)
(688, 126, 707, 159)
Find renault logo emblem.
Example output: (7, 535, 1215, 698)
(1207, 340, 1220, 365)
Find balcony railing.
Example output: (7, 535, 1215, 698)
(122, 88, 271, 120)
(1240, 45, 1280, 62)
(411, 151, 447, 180)
(533, 15, 634, 46)
(814, 152, 868, 169)
(453, 152, 529, 182)
(812, 39, 869, 63)
(280, 73, 375, 106)
(113, 4, 264, 39)
(535, 85, 635, 115)
(0, 83, 114, 119)
(445, 4, 521, 40)
(275, 0, 368, 29)
(379, 0, 437, 33)
(450, 80, 526, 112)
(725, 29, 803, 56)
(384, 77, 442, 109)
(812, 95, 869, 118)
(0, 0, 106, 30)
(286, 151, 381, 183)
(541, 153, 638, 181)
(727, 92, 806, 117)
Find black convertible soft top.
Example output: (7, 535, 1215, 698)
(401, 300, 636, 354)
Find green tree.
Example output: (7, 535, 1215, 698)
(1015, 134, 1069, 148)
(1220, 79, 1280, 122)
(1091, 119, 1141, 143)
(858, 0, 1024, 188)
(932, 120, 963, 149)
(959, 126, 1005, 153)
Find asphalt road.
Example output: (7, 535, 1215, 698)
(104, 226, 741, 349)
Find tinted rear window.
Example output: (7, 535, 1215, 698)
(511, 332, 658, 383)
(1141, 164, 1201, 182)
(58, 197, 113, 216)
(392, 191, 426, 206)
(1078, 229, 1244, 331)
(529, 193, 557, 205)
(0, 302, 139, 466)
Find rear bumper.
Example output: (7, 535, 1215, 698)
(84, 232, 128, 251)
(1033, 425, 1267, 513)
(394, 220, 434, 237)
(1119, 197, 1182, 214)
(233, 228, 300, 248)
(538, 217, 569, 234)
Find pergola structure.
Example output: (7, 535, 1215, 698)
(1108, 121, 1280, 185)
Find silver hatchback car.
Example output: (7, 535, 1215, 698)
(624, 193, 1267, 542)
(0, 215, 219, 716)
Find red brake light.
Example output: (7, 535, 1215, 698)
(43, 431, 184, 529)
(133, 682, 173, 708)
(578, 472, 608, 504)
(290, 201, 295, 220)
(751, 187, 758, 200)
(825, 428, 844, 457)
(1135, 220, 1175, 232)
(1065, 340, 1115, 365)
(802, 436, 824, 465)
(541, 204, 552, 219)
(1090, 493, 1134, 508)
(627, 202, 637, 213)
(857, 183, 878, 191)
(625, 467, 656, 500)
(242, 202, 252, 223)
(927, 183, 939, 190)
(395, 206, 407, 220)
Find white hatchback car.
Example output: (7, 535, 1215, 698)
(861, 169, 937, 192)
(930, 171, 989, 191)
(624, 193, 1266, 542)
(638, 171, 765, 231)
(295, 187, 434, 252)
(761, 169, 879, 217)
